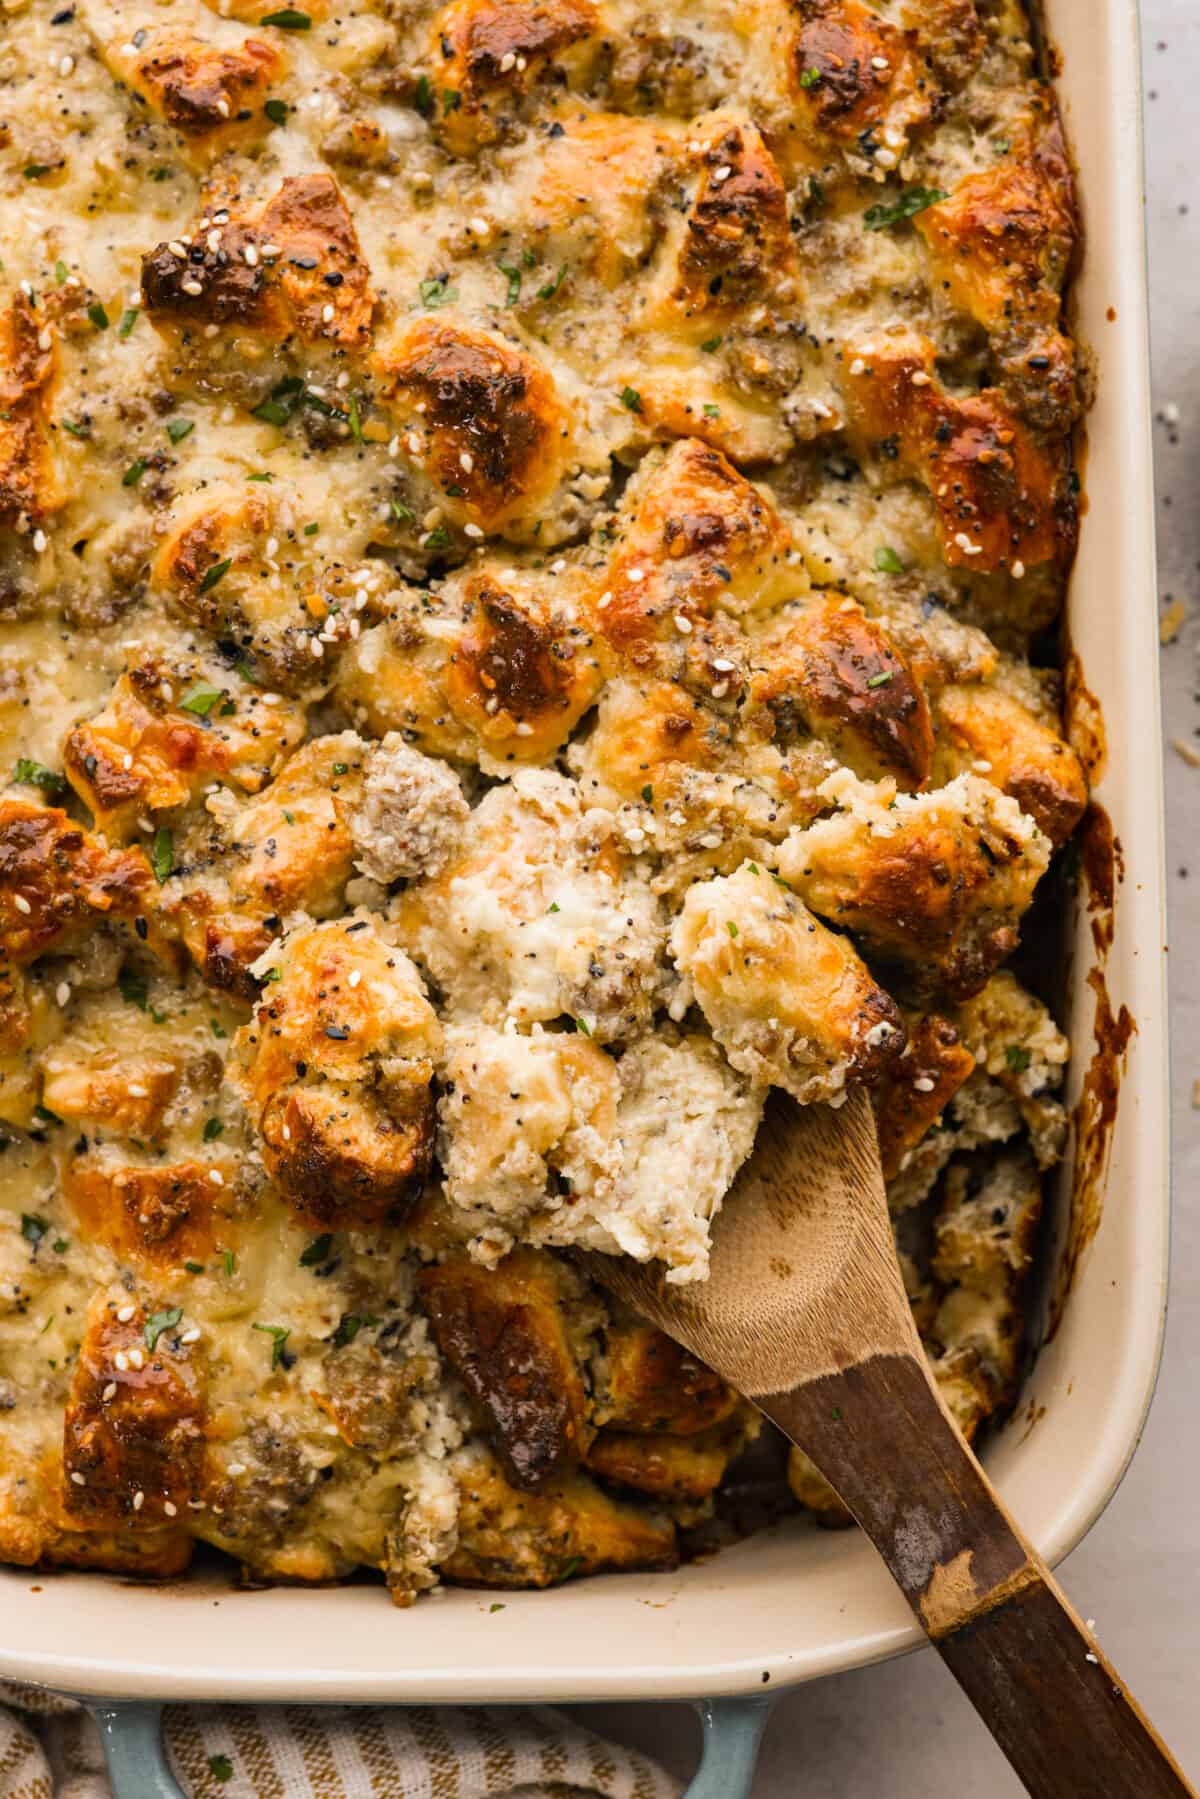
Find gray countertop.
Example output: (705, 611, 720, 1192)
(573, 3, 1200, 1788)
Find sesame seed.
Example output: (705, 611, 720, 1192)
(244, 244, 259, 267)
(711, 681, 729, 699)
(597, 591, 612, 609)
(14, 894, 31, 915)
(515, 54, 527, 70)
(407, 432, 422, 455)
(310, 637, 324, 658)
(228, 1462, 246, 1477)
(132, 1490, 145, 1511)
(627, 566, 645, 583)
(871, 55, 890, 70)
(261, 243, 282, 258)
(114, 1351, 129, 1372)
(674, 613, 693, 634)
(712, 165, 732, 183)
(70, 1471, 87, 1486)
(459, 450, 474, 472)
(913, 1076, 935, 1093)
(168, 241, 187, 259)
(348, 969, 361, 988)
(58, 53, 75, 75)
(180, 1327, 201, 1344)
(322, 303, 335, 323)
(209, 1169, 225, 1186)
(126, 1083, 149, 1098)
(911, 370, 931, 387)
(514, 721, 534, 737)
(117, 1305, 136, 1322)
(102, 1382, 117, 1402)
(128, 1347, 145, 1370)
(32, 529, 47, 553)
(37, 328, 52, 351)
(849, 358, 865, 376)
(875, 149, 897, 168)
(1012, 559, 1026, 579)
(56, 982, 71, 1007)
(712, 657, 736, 672)
(468, 216, 489, 237)
(216, 97, 230, 119)
(464, 522, 484, 539)
(499, 50, 516, 71)
(181, 278, 203, 296)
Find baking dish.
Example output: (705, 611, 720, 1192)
(0, 0, 1162, 1793)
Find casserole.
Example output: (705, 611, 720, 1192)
(0, 0, 1163, 1792)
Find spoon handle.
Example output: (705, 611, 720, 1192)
(760, 1351, 1194, 1799)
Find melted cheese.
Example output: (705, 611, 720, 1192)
(0, 0, 1083, 1589)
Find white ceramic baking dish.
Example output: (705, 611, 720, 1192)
(0, 2, 1163, 1793)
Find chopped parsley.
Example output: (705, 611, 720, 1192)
(546, 901, 560, 914)
(572, 1015, 592, 1037)
(151, 827, 173, 883)
(210, 1020, 228, 1039)
(264, 97, 289, 125)
(425, 523, 450, 550)
(537, 263, 568, 301)
(798, 66, 823, 88)
(33, 1104, 62, 1128)
(119, 968, 149, 1011)
(197, 558, 233, 595)
(144, 1306, 182, 1352)
(185, 1261, 205, 1275)
(166, 417, 194, 444)
(12, 757, 64, 794)
(874, 545, 905, 574)
(727, 920, 739, 938)
(442, 87, 462, 113)
(641, 784, 653, 803)
(299, 1233, 334, 1267)
(54, 260, 68, 285)
(498, 259, 522, 306)
(863, 187, 947, 231)
(331, 761, 349, 776)
(700, 335, 722, 353)
(252, 1322, 291, 1369)
(419, 274, 458, 309)
(223, 1249, 237, 1278)
(202, 1119, 225, 1146)
(207, 1754, 234, 1784)
(866, 670, 894, 689)
(253, 375, 305, 427)
(246, 472, 273, 483)
(1005, 1044, 1032, 1074)
(347, 392, 364, 442)
(489, 1602, 505, 1613)
(24, 163, 51, 180)
(620, 386, 643, 413)
(179, 681, 225, 716)
(555, 1555, 582, 1583)
(390, 498, 415, 525)
(261, 7, 310, 26)
(122, 457, 147, 488)
(413, 74, 434, 117)
(60, 418, 91, 439)
(20, 1214, 49, 1244)
(86, 302, 109, 330)
(118, 307, 139, 338)
(53, 1238, 69, 1254)
(703, 403, 721, 418)
(332, 1312, 377, 1348)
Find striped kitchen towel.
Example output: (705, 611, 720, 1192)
(0, 1683, 683, 1798)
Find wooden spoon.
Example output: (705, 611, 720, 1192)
(579, 1088, 1193, 1797)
